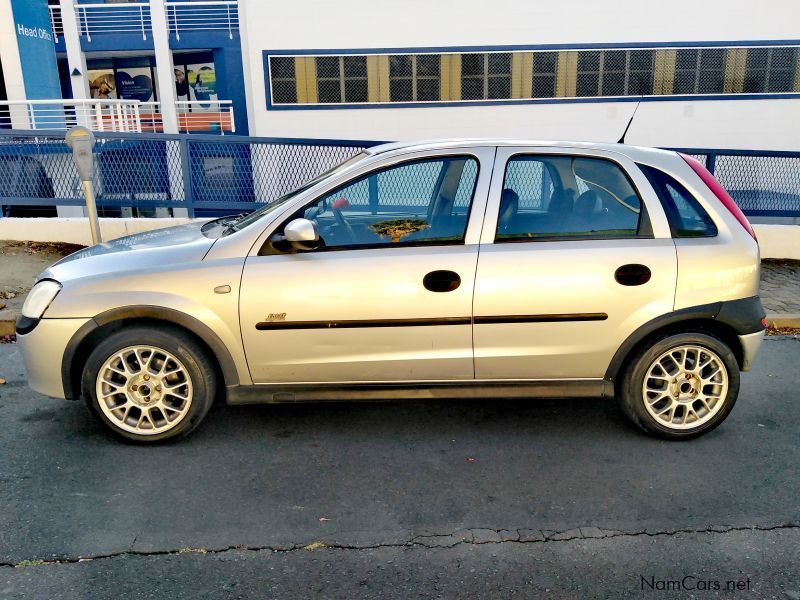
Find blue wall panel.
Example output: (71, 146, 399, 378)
(10, 0, 61, 100)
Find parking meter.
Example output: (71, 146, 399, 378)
(65, 126, 102, 244)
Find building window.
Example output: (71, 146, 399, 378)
(265, 44, 799, 108)
(576, 51, 600, 96)
(627, 50, 655, 95)
(576, 50, 654, 97)
(269, 57, 297, 104)
(744, 47, 798, 93)
(461, 52, 512, 100)
(531, 52, 557, 98)
(674, 48, 726, 94)
(316, 56, 368, 104)
(389, 55, 440, 102)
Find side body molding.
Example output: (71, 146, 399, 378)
(61, 305, 241, 400)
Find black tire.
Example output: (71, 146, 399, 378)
(618, 331, 740, 440)
(82, 325, 216, 443)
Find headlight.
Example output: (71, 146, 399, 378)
(21, 280, 62, 319)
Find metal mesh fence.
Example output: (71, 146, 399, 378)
(713, 154, 800, 215)
(0, 131, 798, 218)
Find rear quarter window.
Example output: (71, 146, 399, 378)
(638, 164, 718, 238)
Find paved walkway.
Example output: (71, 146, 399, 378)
(761, 260, 800, 314)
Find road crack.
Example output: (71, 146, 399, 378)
(3, 522, 798, 568)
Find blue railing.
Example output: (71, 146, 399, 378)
(0, 129, 798, 218)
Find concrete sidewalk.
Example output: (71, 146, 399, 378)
(0, 240, 799, 335)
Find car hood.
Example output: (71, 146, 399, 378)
(40, 222, 215, 283)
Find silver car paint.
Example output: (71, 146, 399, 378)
(16, 140, 763, 401)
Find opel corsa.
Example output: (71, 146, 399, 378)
(17, 140, 765, 442)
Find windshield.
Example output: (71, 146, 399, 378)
(224, 151, 369, 234)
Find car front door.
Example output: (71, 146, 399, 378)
(473, 147, 678, 380)
(239, 148, 493, 383)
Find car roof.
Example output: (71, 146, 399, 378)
(364, 138, 676, 163)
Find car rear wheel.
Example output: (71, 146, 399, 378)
(618, 332, 740, 439)
(82, 326, 216, 442)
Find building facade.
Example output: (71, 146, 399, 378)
(242, 0, 800, 150)
(0, 0, 799, 149)
(0, 0, 247, 134)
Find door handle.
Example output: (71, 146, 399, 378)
(423, 270, 461, 292)
(615, 264, 652, 286)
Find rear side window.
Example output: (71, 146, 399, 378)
(638, 164, 718, 238)
(496, 155, 648, 241)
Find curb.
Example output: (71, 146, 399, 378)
(0, 318, 13, 336)
(2, 314, 799, 339)
(765, 314, 800, 328)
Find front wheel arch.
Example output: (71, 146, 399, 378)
(62, 307, 239, 400)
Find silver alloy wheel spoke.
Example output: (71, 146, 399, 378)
(95, 345, 194, 436)
(642, 344, 729, 430)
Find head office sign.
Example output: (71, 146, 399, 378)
(10, 0, 61, 99)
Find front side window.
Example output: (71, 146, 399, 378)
(496, 155, 646, 241)
(638, 164, 717, 237)
(281, 156, 479, 251)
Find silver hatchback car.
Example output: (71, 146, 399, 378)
(17, 140, 765, 442)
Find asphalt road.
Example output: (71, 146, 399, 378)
(1, 337, 799, 598)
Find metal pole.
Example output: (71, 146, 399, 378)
(81, 179, 103, 244)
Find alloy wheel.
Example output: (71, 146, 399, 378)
(95, 345, 194, 435)
(641, 345, 729, 430)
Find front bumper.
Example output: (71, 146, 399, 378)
(738, 330, 765, 372)
(16, 317, 91, 399)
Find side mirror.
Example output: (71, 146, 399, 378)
(270, 218, 320, 252)
(284, 218, 319, 243)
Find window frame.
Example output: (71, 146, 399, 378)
(492, 152, 654, 244)
(261, 154, 482, 255)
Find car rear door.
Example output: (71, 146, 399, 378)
(472, 146, 677, 380)
(239, 147, 494, 383)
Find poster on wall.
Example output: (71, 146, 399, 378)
(115, 67, 155, 103)
(88, 69, 117, 99)
(187, 63, 218, 110)
(174, 66, 194, 104)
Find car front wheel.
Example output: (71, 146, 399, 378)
(82, 326, 216, 442)
(618, 332, 740, 439)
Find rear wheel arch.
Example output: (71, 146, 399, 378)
(62, 306, 239, 400)
(606, 312, 745, 390)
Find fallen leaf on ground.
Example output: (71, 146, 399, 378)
(304, 541, 327, 551)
